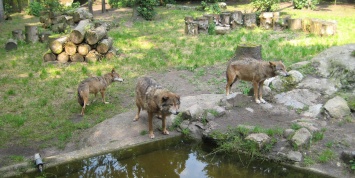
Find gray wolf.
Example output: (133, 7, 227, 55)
(134, 77, 180, 139)
(226, 59, 289, 103)
(77, 68, 123, 115)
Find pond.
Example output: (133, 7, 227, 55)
(24, 136, 331, 178)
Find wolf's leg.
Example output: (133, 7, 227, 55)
(226, 75, 236, 96)
(134, 105, 141, 121)
(100, 90, 109, 104)
(253, 81, 261, 104)
(162, 115, 169, 135)
(81, 93, 89, 115)
(258, 81, 266, 103)
(148, 112, 155, 139)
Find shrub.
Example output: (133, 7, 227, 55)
(201, 1, 221, 14)
(26, 2, 44, 17)
(251, 0, 280, 12)
(293, 0, 319, 10)
(137, 0, 157, 20)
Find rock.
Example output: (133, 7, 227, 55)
(296, 122, 319, 133)
(287, 151, 303, 162)
(289, 61, 311, 70)
(324, 96, 351, 119)
(245, 107, 254, 113)
(297, 77, 338, 96)
(205, 112, 215, 122)
(245, 133, 271, 149)
(283, 129, 295, 139)
(179, 120, 190, 130)
(291, 128, 312, 148)
(188, 122, 203, 139)
(340, 150, 355, 163)
(274, 89, 320, 109)
(271, 70, 303, 92)
(182, 104, 203, 121)
(301, 104, 323, 118)
(213, 106, 226, 117)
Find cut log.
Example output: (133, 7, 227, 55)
(259, 12, 273, 30)
(215, 26, 231, 35)
(43, 51, 57, 62)
(57, 52, 69, 63)
(195, 17, 208, 34)
(230, 11, 243, 29)
(51, 22, 67, 33)
(288, 18, 302, 31)
(64, 41, 77, 55)
(86, 25, 108, 45)
(25, 24, 39, 43)
(203, 14, 214, 24)
(49, 36, 68, 54)
(70, 19, 92, 44)
(39, 31, 52, 43)
(310, 19, 322, 35)
(273, 15, 290, 31)
(5, 39, 18, 51)
(105, 48, 118, 59)
(70, 53, 85, 62)
(234, 43, 262, 60)
(12, 29, 24, 41)
(85, 50, 101, 63)
(321, 20, 337, 36)
(243, 13, 257, 28)
(302, 18, 312, 33)
(220, 12, 231, 26)
(71, 7, 93, 23)
(77, 43, 91, 56)
(97, 37, 113, 54)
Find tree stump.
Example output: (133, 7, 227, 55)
(57, 52, 69, 63)
(321, 20, 337, 36)
(43, 51, 57, 62)
(195, 17, 208, 34)
(64, 41, 77, 55)
(105, 48, 118, 59)
(86, 25, 108, 45)
(212, 14, 221, 25)
(203, 14, 214, 24)
(234, 43, 262, 60)
(259, 12, 273, 30)
(12, 29, 24, 41)
(302, 18, 312, 33)
(97, 37, 113, 54)
(70, 53, 85, 62)
(288, 18, 302, 31)
(85, 50, 101, 63)
(230, 11, 243, 29)
(243, 13, 256, 28)
(220, 12, 231, 26)
(5, 39, 18, 51)
(185, 16, 198, 35)
(78, 43, 91, 56)
(49, 36, 68, 54)
(310, 19, 322, 35)
(70, 19, 92, 44)
(25, 24, 39, 43)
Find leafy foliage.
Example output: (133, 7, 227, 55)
(137, 0, 157, 20)
(293, 0, 319, 10)
(251, 0, 279, 12)
(200, 1, 221, 14)
(26, 1, 44, 17)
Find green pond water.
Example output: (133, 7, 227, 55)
(24, 136, 331, 178)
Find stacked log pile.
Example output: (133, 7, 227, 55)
(44, 19, 118, 63)
(185, 10, 337, 36)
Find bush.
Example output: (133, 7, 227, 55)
(137, 0, 157, 20)
(26, 2, 44, 17)
(200, 1, 221, 14)
(293, 0, 319, 10)
(251, 0, 280, 12)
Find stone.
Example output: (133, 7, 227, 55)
(271, 70, 303, 92)
(289, 61, 311, 70)
(283, 129, 295, 139)
(291, 128, 312, 148)
(297, 77, 338, 96)
(213, 106, 226, 117)
(340, 150, 355, 163)
(287, 151, 303, 162)
(274, 89, 320, 109)
(245, 133, 271, 149)
(324, 96, 351, 119)
(301, 104, 323, 118)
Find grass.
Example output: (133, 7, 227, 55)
(0, 2, 354, 166)
(318, 149, 335, 163)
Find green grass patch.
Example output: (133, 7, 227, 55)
(318, 149, 335, 163)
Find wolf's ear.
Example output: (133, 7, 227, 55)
(111, 68, 116, 73)
(269, 62, 276, 67)
(162, 96, 169, 102)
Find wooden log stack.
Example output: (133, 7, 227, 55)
(43, 21, 118, 63)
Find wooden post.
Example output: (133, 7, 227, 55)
(234, 43, 262, 60)
(25, 23, 39, 43)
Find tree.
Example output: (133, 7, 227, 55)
(88, 0, 93, 15)
(0, 0, 4, 22)
(102, 0, 105, 13)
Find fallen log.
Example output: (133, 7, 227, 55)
(77, 43, 91, 56)
(5, 39, 18, 51)
(71, 7, 93, 23)
(86, 25, 108, 45)
(105, 48, 118, 59)
(70, 19, 92, 44)
(64, 41, 77, 56)
(97, 37, 113, 54)
(49, 36, 68, 54)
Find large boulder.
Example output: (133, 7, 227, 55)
(271, 70, 303, 92)
(274, 89, 320, 109)
(297, 77, 338, 96)
(324, 96, 351, 119)
(291, 128, 312, 148)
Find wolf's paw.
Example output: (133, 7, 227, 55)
(149, 133, 155, 139)
(163, 130, 169, 135)
(260, 99, 266, 103)
(255, 99, 261, 104)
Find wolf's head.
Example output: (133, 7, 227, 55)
(111, 68, 124, 82)
(270, 61, 289, 77)
(160, 93, 180, 115)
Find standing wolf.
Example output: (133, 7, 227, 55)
(134, 77, 180, 139)
(77, 68, 123, 115)
(226, 59, 289, 103)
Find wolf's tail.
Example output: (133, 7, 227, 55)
(78, 90, 84, 107)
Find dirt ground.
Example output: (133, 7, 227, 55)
(1, 2, 354, 178)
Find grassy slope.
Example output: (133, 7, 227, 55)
(0, 2, 354, 164)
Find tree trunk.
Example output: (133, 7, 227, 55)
(43, 51, 57, 62)
(97, 37, 113, 54)
(233, 43, 262, 61)
(57, 52, 69, 63)
(102, 0, 106, 13)
(5, 39, 17, 51)
(78, 43, 91, 56)
(86, 25, 107, 45)
(85, 50, 101, 63)
(70, 53, 85, 62)
(70, 19, 92, 44)
(64, 41, 77, 55)
(0, 0, 4, 22)
(25, 23, 39, 43)
(12, 29, 24, 41)
(49, 36, 68, 54)
(88, 0, 93, 15)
